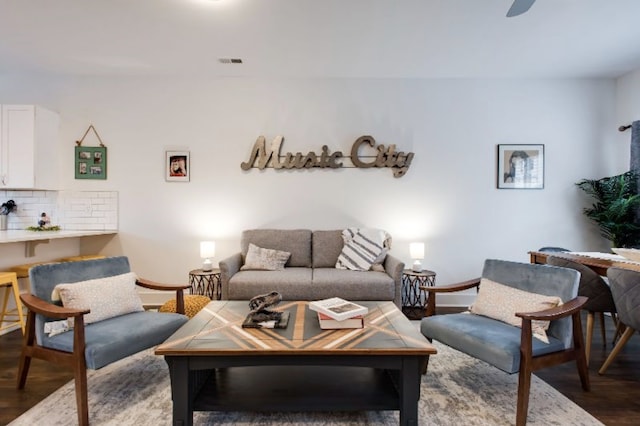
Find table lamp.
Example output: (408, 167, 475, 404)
(409, 242, 424, 272)
(200, 241, 215, 272)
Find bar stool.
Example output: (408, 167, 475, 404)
(0, 271, 25, 335)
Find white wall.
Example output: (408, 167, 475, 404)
(0, 75, 626, 306)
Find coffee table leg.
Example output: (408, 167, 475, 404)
(168, 357, 193, 426)
(399, 357, 420, 426)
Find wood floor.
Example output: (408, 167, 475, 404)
(0, 313, 638, 425)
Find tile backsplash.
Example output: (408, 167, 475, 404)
(0, 190, 118, 230)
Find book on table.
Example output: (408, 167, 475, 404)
(317, 312, 364, 329)
(308, 297, 368, 321)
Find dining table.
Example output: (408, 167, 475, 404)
(529, 250, 640, 276)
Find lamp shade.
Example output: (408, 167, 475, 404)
(200, 241, 215, 259)
(409, 242, 424, 259)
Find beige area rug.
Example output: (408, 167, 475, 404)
(10, 340, 602, 426)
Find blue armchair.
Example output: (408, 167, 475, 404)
(420, 259, 590, 426)
(16, 256, 190, 426)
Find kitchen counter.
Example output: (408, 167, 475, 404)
(0, 229, 117, 243)
(0, 230, 117, 256)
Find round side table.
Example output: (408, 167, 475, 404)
(401, 269, 436, 320)
(189, 268, 222, 300)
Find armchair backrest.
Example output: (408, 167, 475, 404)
(29, 256, 132, 344)
(482, 259, 580, 347)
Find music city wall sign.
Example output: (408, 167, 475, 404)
(240, 135, 414, 178)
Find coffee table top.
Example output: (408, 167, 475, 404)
(155, 300, 436, 357)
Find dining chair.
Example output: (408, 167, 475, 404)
(546, 256, 617, 364)
(598, 267, 640, 374)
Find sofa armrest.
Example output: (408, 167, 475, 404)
(219, 252, 243, 300)
(383, 254, 405, 309)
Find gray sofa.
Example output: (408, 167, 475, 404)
(219, 229, 404, 307)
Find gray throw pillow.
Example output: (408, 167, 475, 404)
(241, 243, 291, 271)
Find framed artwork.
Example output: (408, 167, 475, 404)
(497, 144, 544, 189)
(75, 146, 107, 180)
(166, 150, 190, 182)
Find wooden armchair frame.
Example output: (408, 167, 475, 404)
(421, 278, 590, 426)
(17, 278, 189, 426)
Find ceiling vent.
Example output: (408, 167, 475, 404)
(219, 58, 243, 64)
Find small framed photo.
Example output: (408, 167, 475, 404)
(166, 150, 190, 182)
(75, 146, 107, 180)
(497, 144, 544, 189)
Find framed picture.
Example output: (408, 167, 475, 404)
(166, 150, 190, 182)
(75, 146, 107, 180)
(497, 144, 544, 189)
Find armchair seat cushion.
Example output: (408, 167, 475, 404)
(421, 313, 565, 374)
(41, 311, 188, 370)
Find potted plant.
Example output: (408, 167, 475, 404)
(576, 171, 640, 248)
(0, 199, 17, 230)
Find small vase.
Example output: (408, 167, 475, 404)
(0, 215, 7, 231)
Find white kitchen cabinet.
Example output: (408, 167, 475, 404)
(0, 104, 59, 190)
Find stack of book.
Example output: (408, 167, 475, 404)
(309, 297, 368, 329)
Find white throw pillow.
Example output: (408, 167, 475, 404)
(469, 278, 563, 343)
(53, 272, 143, 327)
(336, 228, 390, 271)
(241, 243, 291, 271)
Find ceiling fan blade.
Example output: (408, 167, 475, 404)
(506, 0, 536, 17)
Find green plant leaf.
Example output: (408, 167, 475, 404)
(576, 171, 640, 248)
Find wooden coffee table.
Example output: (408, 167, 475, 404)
(155, 300, 436, 426)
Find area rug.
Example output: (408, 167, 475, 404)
(10, 341, 602, 426)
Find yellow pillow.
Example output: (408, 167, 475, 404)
(470, 278, 562, 342)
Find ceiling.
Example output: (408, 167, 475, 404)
(1, 0, 640, 79)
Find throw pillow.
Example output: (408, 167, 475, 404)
(53, 272, 144, 327)
(241, 243, 291, 271)
(336, 228, 390, 271)
(469, 278, 563, 343)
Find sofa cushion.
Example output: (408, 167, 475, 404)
(241, 243, 291, 271)
(421, 313, 565, 374)
(312, 230, 344, 268)
(53, 272, 144, 327)
(228, 268, 313, 300)
(311, 268, 395, 301)
(241, 229, 312, 267)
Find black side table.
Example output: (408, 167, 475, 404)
(401, 269, 436, 320)
(189, 268, 222, 300)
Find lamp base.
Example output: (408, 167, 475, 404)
(202, 259, 213, 272)
(412, 260, 422, 273)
